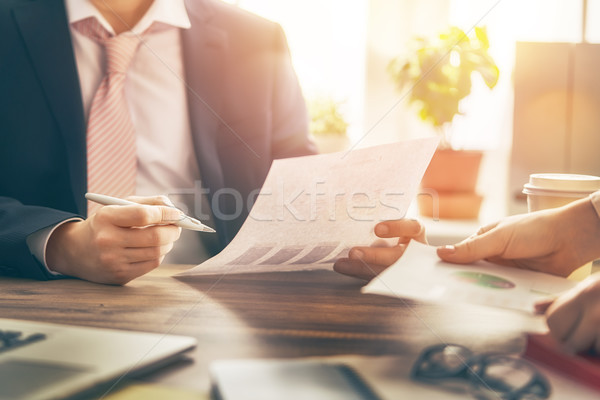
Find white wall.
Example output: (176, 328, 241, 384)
(229, 0, 600, 220)
(361, 0, 450, 149)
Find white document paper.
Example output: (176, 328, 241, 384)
(178, 138, 439, 277)
(362, 241, 577, 313)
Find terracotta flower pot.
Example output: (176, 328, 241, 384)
(420, 149, 483, 192)
(418, 149, 484, 219)
(417, 191, 483, 219)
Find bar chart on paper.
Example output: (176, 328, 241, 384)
(178, 138, 438, 277)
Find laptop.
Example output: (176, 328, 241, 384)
(0, 318, 197, 400)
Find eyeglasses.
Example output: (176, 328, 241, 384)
(411, 344, 551, 400)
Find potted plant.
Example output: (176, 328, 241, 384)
(387, 26, 499, 219)
(308, 97, 350, 153)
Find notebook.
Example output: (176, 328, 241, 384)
(0, 318, 197, 400)
(210, 359, 382, 400)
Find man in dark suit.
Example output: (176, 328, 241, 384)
(0, 0, 316, 284)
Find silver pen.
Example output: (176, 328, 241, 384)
(85, 193, 216, 233)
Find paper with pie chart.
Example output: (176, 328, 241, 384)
(178, 138, 439, 277)
(362, 241, 578, 313)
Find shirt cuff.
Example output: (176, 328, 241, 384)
(589, 191, 600, 219)
(26, 218, 82, 276)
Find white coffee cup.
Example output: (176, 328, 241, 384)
(523, 173, 600, 280)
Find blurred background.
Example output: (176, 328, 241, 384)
(226, 0, 600, 226)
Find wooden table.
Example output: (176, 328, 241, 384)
(0, 265, 545, 396)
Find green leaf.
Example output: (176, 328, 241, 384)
(474, 26, 490, 50)
(386, 25, 499, 130)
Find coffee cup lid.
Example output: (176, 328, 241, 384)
(523, 173, 600, 196)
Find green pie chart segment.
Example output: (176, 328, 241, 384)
(451, 271, 516, 289)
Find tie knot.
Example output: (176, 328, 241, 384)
(104, 35, 142, 74)
(72, 17, 142, 74)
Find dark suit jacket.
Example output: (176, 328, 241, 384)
(0, 0, 316, 279)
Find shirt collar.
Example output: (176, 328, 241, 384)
(65, 0, 191, 35)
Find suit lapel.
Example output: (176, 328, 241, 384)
(182, 0, 231, 241)
(12, 0, 87, 215)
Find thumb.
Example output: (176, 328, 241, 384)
(534, 297, 556, 314)
(436, 230, 505, 264)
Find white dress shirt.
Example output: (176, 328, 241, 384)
(67, 0, 199, 204)
(28, 0, 215, 269)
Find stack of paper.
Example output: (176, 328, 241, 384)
(362, 241, 576, 313)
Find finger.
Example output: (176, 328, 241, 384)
(561, 277, 600, 352)
(370, 238, 393, 248)
(123, 225, 181, 248)
(110, 258, 164, 285)
(333, 258, 388, 280)
(348, 245, 406, 267)
(127, 195, 176, 207)
(475, 221, 500, 236)
(436, 229, 506, 264)
(533, 297, 556, 314)
(375, 220, 426, 243)
(545, 291, 584, 343)
(562, 312, 600, 354)
(129, 256, 166, 276)
(481, 255, 519, 268)
(122, 242, 175, 264)
(100, 204, 183, 228)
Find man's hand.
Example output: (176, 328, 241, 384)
(333, 219, 426, 280)
(46, 196, 182, 285)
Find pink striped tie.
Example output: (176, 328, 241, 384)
(73, 18, 142, 215)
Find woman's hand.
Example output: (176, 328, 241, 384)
(536, 275, 600, 354)
(437, 197, 600, 277)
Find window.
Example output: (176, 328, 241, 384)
(229, 0, 368, 142)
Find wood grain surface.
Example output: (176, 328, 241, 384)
(0, 265, 545, 394)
